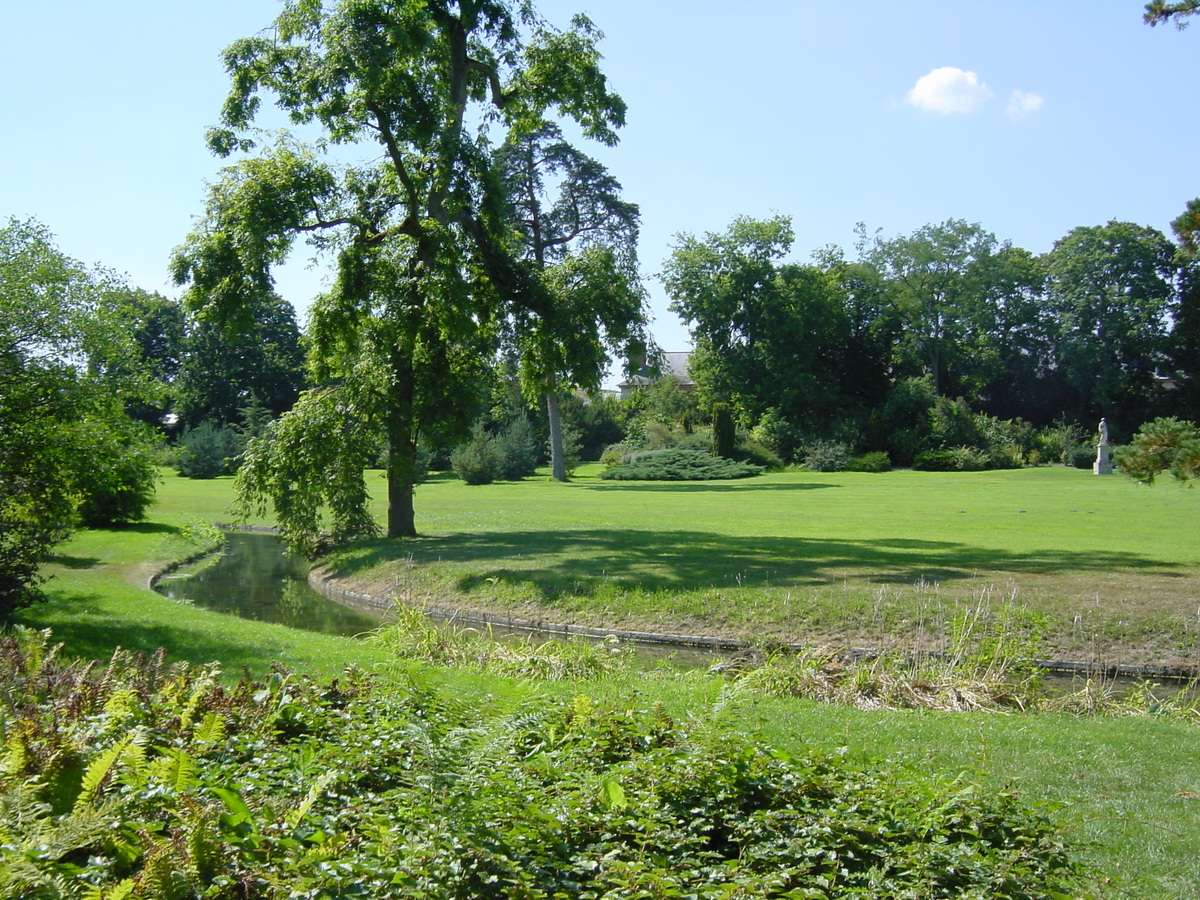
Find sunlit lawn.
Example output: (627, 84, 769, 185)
(319, 464, 1200, 665)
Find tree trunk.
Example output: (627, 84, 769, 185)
(386, 350, 418, 537)
(546, 387, 568, 482)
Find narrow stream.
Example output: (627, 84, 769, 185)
(157, 531, 384, 637)
(156, 531, 723, 669)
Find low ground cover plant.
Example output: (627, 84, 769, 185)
(0, 628, 1093, 899)
(600, 447, 764, 480)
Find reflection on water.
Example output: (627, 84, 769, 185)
(157, 531, 385, 637)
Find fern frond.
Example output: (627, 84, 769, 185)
(179, 667, 221, 732)
(284, 769, 337, 831)
(147, 747, 198, 793)
(191, 712, 225, 747)
(75, 732, 138, 811)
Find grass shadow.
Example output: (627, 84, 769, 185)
(16, 590, 327, 672)
(96, 522, 181, 535)
(45, 553, 103, 569)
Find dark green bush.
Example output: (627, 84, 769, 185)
(1070, 445, 1096, 470)
(495, 415, 540, 480)
(75, 438, 158, 526)
(451, 430, 504, 484)
(913, 447, 990, 471)
(174, 421, 239, 479)
(736, 439, 784, 471)
(846, 450, 892, 472)
(712, 402, 736, 459)
(600, 448, 763, 481)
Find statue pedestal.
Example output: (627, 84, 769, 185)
(1094, 443, 1113, 475)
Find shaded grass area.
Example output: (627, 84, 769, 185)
(326, 465, 1200, 665)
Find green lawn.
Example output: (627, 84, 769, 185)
(12, 466, 1200, 897)
(322, 464, 1200, 666)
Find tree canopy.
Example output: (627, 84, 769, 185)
(498, 121, 647, 481)
(1, 219, 158, 615)
(173, 0, 631, 546)
(664, 216, 861, 429)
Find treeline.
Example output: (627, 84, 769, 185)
(656, 214, 1200, 466)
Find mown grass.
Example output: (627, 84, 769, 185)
(324, 464, 1200, 666)
(11, 467, 1200, 897)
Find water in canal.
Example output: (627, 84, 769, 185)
(156, 531, 386, 637)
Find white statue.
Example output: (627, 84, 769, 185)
(1094, 418, 1112, 474)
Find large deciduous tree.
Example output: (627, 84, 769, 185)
(172, 0, 627, 547)
(1045, 221, 1178, 429)
(663, 216, 857, 430)
(174, 291, 306, 429)
(861, 220, 1008, 398)
(498, 121, 646, 481)
(1, 219, 158, 616)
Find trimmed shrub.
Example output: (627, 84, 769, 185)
(1069, 445, 1096, 470)
(711, 402, 736, 459)
(802, 440, 851, 472)
(913, 447, 990, 472)
(600, 448, 763, 481)
(175, 421, 239, 479)
(846, 451, 892, 473)
(496, 415, 540, 480)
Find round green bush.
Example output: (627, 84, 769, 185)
(846, 451, 892, 473)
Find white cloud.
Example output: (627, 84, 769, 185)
(1005, 89, 1045, 119)
(906, 67, 993, 115)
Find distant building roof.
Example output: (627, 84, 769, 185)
(616, 351, 694, 396)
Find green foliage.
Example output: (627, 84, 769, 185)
(1115, 416, 1200, 484)
(711, 401, 737, 459)
(73, 420, 160, 527)
(494, 415, 541, 480)
(175, 0, 630, 535)
(1046, 221, 1178, 425)
(1145, 0, 1200, 27)
(1033, 420, 1087, 466)
(174, 292, 306, 431)
(913, 447, 992, 471)
(369, 608, 630, 679)
(450, 428, 505, 486)
(174, 421, 239, 479)
(750, 407, 802, 462)
(451, 417, 543, 485)
(236, 384, 380, 555)
(601, 448, 763, 481)
(1, 218, 158, 613)
(802, 440, 851, 472)
(846, 450, 892, 472)
(665, 216, 866, 429)
(0, 627, 1092, 900)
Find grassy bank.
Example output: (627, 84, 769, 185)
(325, 464, 1200, 667)
(10, 468, 1200, 896)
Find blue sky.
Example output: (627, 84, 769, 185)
(2, 1, 1197, 363)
